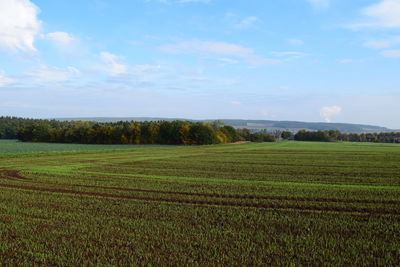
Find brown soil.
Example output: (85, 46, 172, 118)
(0, 169, 30, 181)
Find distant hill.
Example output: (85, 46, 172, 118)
(216, 119, 393, 133)
(56, 117, 394, 133)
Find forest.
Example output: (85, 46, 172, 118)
(1, 116, 399, 145)
(14, 118, 276, 145)
(294, 130, 400, 143)
(0, 116, 53, 139)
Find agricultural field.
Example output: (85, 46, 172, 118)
(0, 140, 168, 155)
(0, 141, 399, 265)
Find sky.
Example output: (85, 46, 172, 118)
(0, 0, 399, 128)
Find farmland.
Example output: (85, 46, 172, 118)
(0, 141, 399, 265)
(0, 140, 169, 155)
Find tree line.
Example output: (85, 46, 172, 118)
(0, 116, 59, 139)
(2, 116, 398, 144)
(294, 130, 400, 143)
(15, 119, 276, 145)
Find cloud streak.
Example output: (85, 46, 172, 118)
(380, 49, 400, 58)
(160, 40, 279, 66)
(44, 32, 74, 45)
(26, 65, 80, 83)
(234, 16, 259, 29)
(0, 71, 14, 87)
(306, 0, 330, 10)
(288, 38, 304, 45)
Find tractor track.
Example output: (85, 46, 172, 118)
(0, 182, 399, 215)
(1, 169, 399, 214)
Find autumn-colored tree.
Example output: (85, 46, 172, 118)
(179, 122, 191, 145)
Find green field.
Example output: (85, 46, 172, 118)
(0, 141, 399, 265)
(0, 140, 170, 155)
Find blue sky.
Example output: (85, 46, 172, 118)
(0, 0, 399, 128)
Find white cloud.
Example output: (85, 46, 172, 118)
(0, 0, 41, 52)
(362, 0, 400, 28)
(338, 59, 353, 64)
(130, 64, 162, 82)
(127, 40, 144, 45)
(320, 105, 342, 122)
(288, 38, 304, 45)
(235, 16, 258, 29)
(160, 40, 279, 66)
(247, 56, 280, 66)
(306, 0, 330, 9)
(271, 51, 308, 57)
(270, 51, 309, 62)
(350, 0, 400, 29)
(26, 65, 80, 83)
(231, 101, 241, 105)
(380, 49, 400, 58)
(364, 40, 392, 49)
(160, 41, 253, 57)
(217, 58, 239, 64)
(131, 64, 161, 73)
(363, 36, 400, 49)
(100, 52, 128, 75)
(0, 71, 14, 86)
(44, 32, 74, 45)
